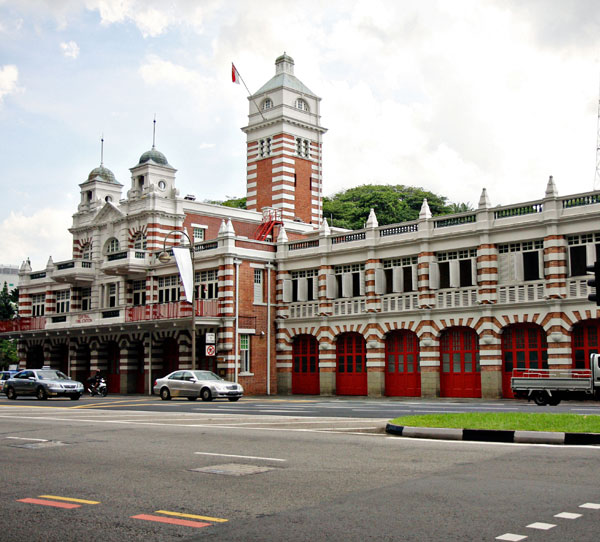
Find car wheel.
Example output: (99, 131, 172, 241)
(36, 387, 48, 400)
(228, 397, 240, 402)
(160, 387, 171, 401)
(187, 396, 198, 401)
(6, 387, 16, 400)
(200, 388, 212, 402)
(70, 394, 81, 401)
(533, 391, 549, 406)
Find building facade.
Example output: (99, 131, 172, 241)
(2, 54, 600, 399)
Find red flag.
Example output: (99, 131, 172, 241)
(232, 63, 240, 84)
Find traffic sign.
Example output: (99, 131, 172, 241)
(205, 345, 216, 357)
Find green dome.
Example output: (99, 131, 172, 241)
(138, 147, 170, 166)
(87, 165, 118, 184)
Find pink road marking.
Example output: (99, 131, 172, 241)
(17, 498, 81, 509)
(131, 514, 211, 528)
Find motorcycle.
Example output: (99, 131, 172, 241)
(88, 378, 108, 397)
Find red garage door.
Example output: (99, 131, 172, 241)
(440, 328, 481, 398)
(292, 335, 320, 395)
(572, 321, 600, 370)
(385, 330, 420, 397)
(336, 333, 367, 396)
(501, 324, 548, 398)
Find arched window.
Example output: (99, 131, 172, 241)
(81, 242, 92, 260)
(132, 232, 147, 250)
(106, 238, 120, 254)
(262, 98, 273, 110)
(295, 98, 308, 112)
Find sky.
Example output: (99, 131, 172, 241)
(1, 0, 600, 269)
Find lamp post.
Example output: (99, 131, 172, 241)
(158, 230, 196, 371)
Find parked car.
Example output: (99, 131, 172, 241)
(4, 369, 84, 400)
(153, 370, 243, 401)
(0, 370, 19, 393)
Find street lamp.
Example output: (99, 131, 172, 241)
(158, 230, 196, 371)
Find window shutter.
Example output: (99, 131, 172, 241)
(375, 268, 386, 295)
(471, 258, 478, 286)
(429, 262, 440, 290)
(298, 278, 308, 302)
(411, 265, 418, 291)
(326, 274, 338, 299)
(282, 280, 292, 303)
(342, 274, 353, 298)
(538, 250, 545, 280)
(312, 276, 319, 299)
(449, 260, 460, 288)
(359, 271, 365, 296)
(498, 253, 509, 283)
(392, 267, 404, 292)
(513, 253, 524, 282)
(586, 243, 596, 266)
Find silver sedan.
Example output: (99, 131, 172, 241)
(153, 370, 243, 402)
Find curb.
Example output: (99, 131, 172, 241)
(385, 423, 600, 445)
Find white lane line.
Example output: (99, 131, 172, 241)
(554, 512, 582, 519)
(496, 533, 527, 541)
(5, 437, 48, 442)
(580, 502, 600, 509)
(195, 452, 286, 462)
(571, 409, 600, 412)
(257, 409, 312, 413)
(526, 522, 555, 530)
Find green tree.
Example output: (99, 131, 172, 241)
(0, 339, 17, 369)
(204, 196, 247, 209)
(447, 202, 474, 214)
(323, 184, 452, 230)
(0, 282, 15, 320)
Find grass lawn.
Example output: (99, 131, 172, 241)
(389, 413, 600, 433)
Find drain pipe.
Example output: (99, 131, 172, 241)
(234, 259, 241, 383)
(266, 263, 273, 395)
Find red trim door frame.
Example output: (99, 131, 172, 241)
(336, 333, 367, 396)
(292, 335, 320, 395)
(385, 330, 421, 397)
(572, 321, 600, 370)
(501, 324, 548, 398)
(440, 328, 481, 398)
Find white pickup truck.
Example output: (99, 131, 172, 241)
(511, 353, 600, 406)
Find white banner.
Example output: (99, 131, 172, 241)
(172, 247, 194, 304)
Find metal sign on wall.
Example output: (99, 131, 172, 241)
(206, 345, 216, 357)
(205, 333, 216, 344)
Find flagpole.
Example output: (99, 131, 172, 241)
(233, 63, 266, 122)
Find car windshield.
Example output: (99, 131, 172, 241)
(37, 370, 69, 380)
(191, 371, 222, 381)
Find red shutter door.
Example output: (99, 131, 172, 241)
(292, 335, 320, 395)
(440, 328, 481, 398)
(336, 333, 367, 395)
(385, 330, 421, 397)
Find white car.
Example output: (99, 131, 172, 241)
(153, 370, 243, 402)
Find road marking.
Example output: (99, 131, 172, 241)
(257, 409, 312, 413)
(131, 514, 211, 528)
(580, 502, 600, 509)
(526, 522, 555, 530)
(155, 510, 228, 522)
(496, 534, 527, 541)
(195, 452, 286, 462)
(38, 495, 100, 504)
(17, 498, 81, 509)
(554, 512, 582, 519)
(6, 437, 48, 442)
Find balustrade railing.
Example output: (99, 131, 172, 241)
(436, 287, 478, 308)
(289, 302, 319, 318)
(498, 281, 545, 304)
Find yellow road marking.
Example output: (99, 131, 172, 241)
(155, 510, 228, 523)
(38, 495, 100, 505)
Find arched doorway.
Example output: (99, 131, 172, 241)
(440, 327, 481, 398)
(26, 345, 44, 369)
(501, 324, 548, 398)
(105, 341, 120, 394)
(51, 343, 68, 374)
(133, 341, 145, 394)
(572, 320, 600, 370)
(336, 332, 367, 396)
(161, 337, 179, 378)
(385, 330, 420, 397)
(292, 335, 320, 395)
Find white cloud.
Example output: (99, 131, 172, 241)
(0, 65, 19, 105)
(60, 40, 80, 59)
(0, 208, 72, 269)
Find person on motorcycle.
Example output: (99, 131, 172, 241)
(87, 370, 102, 394)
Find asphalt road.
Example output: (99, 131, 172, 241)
(0, 400, 599, 541)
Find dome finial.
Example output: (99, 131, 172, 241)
(100, 133, 104, 166)
(152, 115, 156, 149)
